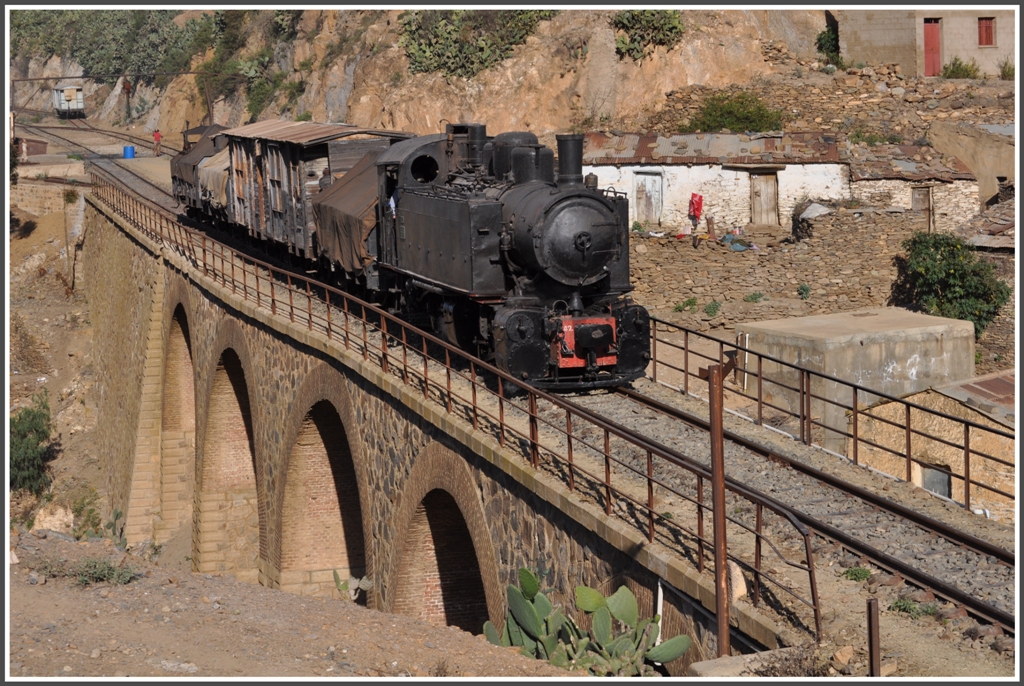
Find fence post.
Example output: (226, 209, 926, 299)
(963, 424, 971, 510)
(867, 598, 880, 676)
(651, 319, 657, 383)
(709, 364, 730, 658)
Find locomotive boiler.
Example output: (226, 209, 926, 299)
(172, 121, 650, 390)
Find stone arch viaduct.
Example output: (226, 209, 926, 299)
(79, 195, 791, 671)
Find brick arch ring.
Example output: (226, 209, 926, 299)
(271, 360, 371, 584)
(194, 315, 269, 564)
(383, 441, 504, 625)
(162, 270, 196, 344)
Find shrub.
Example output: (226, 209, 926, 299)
(611, 10, 684, 62)
(703, 300, 721, 317)
(997, 56, 1014, 80)
(798, 283, 811, 300)
(294, 111, 312, 122)
(940, 56, 981, 79)
(849, 129, 903, 146)
(743, 291, 764, 303)
(399, 10, 558, 80)
(815, 25, 844, 68)
(71, 558, 136, 587)
(680, 92, 784, 133)
(10, 390, 53, 495)
(674, 297, 698, 313)
(889, 232, 1011, 338)
(843, 566, 871, 582)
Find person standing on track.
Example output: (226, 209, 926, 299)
(152, 129, 162, 157)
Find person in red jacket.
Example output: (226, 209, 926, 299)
(152, 129, 162, 157)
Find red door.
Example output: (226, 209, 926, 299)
(924, 19, 941, 76)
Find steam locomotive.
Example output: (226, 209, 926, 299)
(171, 121, 650, 390)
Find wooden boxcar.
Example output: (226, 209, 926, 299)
(218, 121, 410, 259)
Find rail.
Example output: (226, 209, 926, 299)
(649, 317, 1016, 518)
(88, 171, 823, 641)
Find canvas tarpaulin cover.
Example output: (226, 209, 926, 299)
(311, 150, 382, 273)
(197, 146, 231, 209)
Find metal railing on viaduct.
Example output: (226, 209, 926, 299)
(89, 172, 825, 643)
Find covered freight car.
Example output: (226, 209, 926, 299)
(52, 84, 85, 118)
(217, 121, 411, 258)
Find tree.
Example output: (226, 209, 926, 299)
(889, 231, 1011, 338)
(10, 390, 53, 495)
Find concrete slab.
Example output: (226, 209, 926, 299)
(736, 307, 975, 453)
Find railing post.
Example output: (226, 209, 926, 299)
(646, 449, 654, 542)
(565, 409, 574, 490)
(852, 387, 859, 465)
(470, 362, 478, 430)
(604, 428, 612, 516)
(683, 330, 689, 395)
(709, 364, 730, 658)
(963, 424, 971, 510)
(905, 402, 912, 483)
(753, 504, 763, 607)
(867, 598, 880, 677)
(651, 319, 657, 383)
(528, 391, 539, 468)
(696, 474, 705, 574)
(756, 355, 763, 426)
(422, 337, 429, 399)
(380, 316, 390, 374)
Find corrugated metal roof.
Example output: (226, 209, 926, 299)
(220, 121, 410, 146)
(933, 370, 1015, 429)
(582, 132, 839, 166)
(957, 197, 1015, 250)
(583, 132, 975, 183)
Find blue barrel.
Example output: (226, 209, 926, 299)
(123, 145, 135, 159)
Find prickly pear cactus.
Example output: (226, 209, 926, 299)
(484, 568, 691, 676)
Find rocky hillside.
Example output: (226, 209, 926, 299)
(11, 9, 826, 146)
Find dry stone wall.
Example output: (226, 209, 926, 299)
(630, 207, 928, 329)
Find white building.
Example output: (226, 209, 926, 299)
(582, 131, 977, 235)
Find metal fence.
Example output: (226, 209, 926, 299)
(650, 317, 1016, 517)
(89, 172, 824, 641)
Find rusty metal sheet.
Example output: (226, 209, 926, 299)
(220, 120, 410, 146)
(583, 131, 840, 166)
(933, 371, 1016, 428)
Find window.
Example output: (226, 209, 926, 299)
(978, 18, 994, 46)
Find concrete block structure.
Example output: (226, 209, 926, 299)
(735, 308, 976, 454)
(836, 10, 1016, 78)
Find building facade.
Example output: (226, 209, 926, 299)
(836, 10, 1016, 77)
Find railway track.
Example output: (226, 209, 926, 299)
(554, 384, 1015, 634)
(15, 108, 183, 155)
(76, 148, 1016, 643)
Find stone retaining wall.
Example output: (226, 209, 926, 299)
(10, 181, 74, 216)
(630, 207, 928, 329)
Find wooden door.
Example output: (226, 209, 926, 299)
(750, 173, 778, 225)
(912, 186, 933, 232)
(924, 19, 941, 77)
(633, 172, 662, 227)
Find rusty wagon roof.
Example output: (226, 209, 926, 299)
(219, 120, 411, 146)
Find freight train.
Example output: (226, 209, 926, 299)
(171, 121, 649, 390)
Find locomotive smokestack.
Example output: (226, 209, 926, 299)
(556, 133, 584, 186)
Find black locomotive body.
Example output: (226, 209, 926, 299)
(172, 121, 650, 390)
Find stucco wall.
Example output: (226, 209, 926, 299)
(585, 164, 751, 230)
(837, 11, 918, 73)
(776, 164, 849, 221)
(838, 10, 1016, 77)
(928, 121, 1015, 206)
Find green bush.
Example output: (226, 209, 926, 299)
(890, 232, 1011, 338)
(798, 283, 811, 300)
(10, 390, 53, 495)
(72, 558, 137, 587)
(294, 111, 312, 122)
(703, 300, 721, 317)
(940, 56, 981, 79)
(743, 291, 764, 303)
(399, 10, 557, 80)
(850, 129, 902, 146)
(674, 297, 698, 313)
(815, 25, 844, 68)
(611, 10, 683, 62)
(843, 566, 871, 582)
(680, 92, 784, 133)
(997, 56, 1014, 80)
